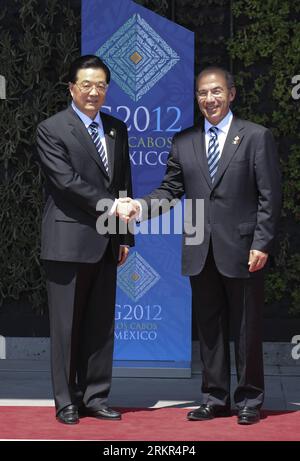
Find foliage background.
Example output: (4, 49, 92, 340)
(0, 0, 299, 323)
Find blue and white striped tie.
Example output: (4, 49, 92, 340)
(89, 121, 109, 174)
(207, 126, 220, 182)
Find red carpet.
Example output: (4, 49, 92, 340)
(0, 407, 299, 441)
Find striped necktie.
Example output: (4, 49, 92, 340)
(89, 121, 109, 174)
(207, 126, 220, 182)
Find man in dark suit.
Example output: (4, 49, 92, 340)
(122, 67, 281, 424)
(37, 55, 134, 424)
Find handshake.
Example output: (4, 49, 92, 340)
(115, 197, 141, 223)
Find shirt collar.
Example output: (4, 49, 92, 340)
(71, 102, 102, 129)
(204, 110, 233, 135)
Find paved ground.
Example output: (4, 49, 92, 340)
(0, 359, 299, 411)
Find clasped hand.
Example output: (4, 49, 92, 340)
(116, 197, 140, 222)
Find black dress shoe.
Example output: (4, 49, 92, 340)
(80, 406, 121, 420)
(237, 407, 260, 425)
(56, 404, 79, 425)
(187, 404, 231, 421)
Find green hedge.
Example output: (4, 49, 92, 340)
(0, 0, 80, 312)
(0, 0, 299, 316)
(227, 0, 300, 316)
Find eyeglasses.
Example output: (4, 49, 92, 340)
(195, 87, 230, 100)
(75, 81, 109, 94)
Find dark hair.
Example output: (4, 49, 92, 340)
(196, 66, 235, 89)
(68, 55, 111, 84)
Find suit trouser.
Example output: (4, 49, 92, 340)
(190, 245, 264, 409)
(44, 242, 117, 414)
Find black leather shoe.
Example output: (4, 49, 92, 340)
(237, 407, 260, 425)
(56, 404, 79, 425)
(80, 406, 121, 420)
(187, 404, 231, 421)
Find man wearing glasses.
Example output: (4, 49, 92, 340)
(37, 55, 134, 424)
(122, 67, 282, 425)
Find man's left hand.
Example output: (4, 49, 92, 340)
(248, 250, 268, 272)
(118, 246, 129, 267)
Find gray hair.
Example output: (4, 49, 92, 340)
(196, 66, 235, 89)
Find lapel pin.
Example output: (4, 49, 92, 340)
(232, 135, 240, 145)
(109, 129, 116, 138)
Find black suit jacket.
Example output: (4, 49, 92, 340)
(37, 106, 134, 263)
(142, 117, 282, 277)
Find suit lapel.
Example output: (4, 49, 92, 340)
(67, 107, 109, 179)
(101, 114, 116, 183)
(212, 117, 245, 188)
(192, 126, 212, 189)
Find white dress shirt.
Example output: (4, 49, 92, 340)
(204, 110, 233, 156)
(71, 101, 108, 156)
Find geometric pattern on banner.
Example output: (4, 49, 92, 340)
(117, 251, 160, 301)
(96, 13, 180, 101)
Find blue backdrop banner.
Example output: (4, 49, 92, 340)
(82, 0, 194, 367)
